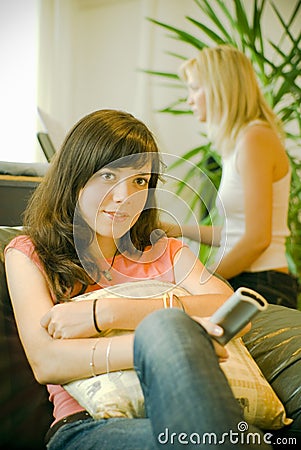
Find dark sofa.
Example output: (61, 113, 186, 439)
(0, 227, 52, 449)
(0, 226, 300, 449)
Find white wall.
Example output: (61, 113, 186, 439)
(38, 0, 300, 158)
(0, 0, 299, 163)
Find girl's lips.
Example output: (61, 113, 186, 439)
(102, 210, 129, 222)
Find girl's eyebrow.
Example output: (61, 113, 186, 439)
(100, 169, 152, 178)
(101, 168, 151, 174)
(123, 169, 152, 176)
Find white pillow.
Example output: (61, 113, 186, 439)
(63, 281, 292, 429)
(64, 281, 188, 419)
(64, 329, 143, 419)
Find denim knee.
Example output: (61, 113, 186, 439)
(135, 309, 193, 353)
(134, 308, 210, 372)
(135, 308, 186, 342)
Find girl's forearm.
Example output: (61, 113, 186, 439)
(36, 292, 230, 384)
(34, 333, 134, 385)
(97, 293, 229, 330)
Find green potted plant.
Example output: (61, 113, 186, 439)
(146, 0, 301, 296)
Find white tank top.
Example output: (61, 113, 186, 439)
(217, 147, 290, 272)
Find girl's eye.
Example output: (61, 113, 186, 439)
(135, 177, 149, 187)
(100, 172, 115, 181)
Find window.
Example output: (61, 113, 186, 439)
(0, 0, 39, 162)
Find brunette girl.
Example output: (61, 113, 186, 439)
(5, 109, 270, 449)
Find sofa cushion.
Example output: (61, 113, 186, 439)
(243, 304, 301, 443)
(0, 227, 52, 449)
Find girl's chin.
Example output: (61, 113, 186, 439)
(94, 227, 129, 240)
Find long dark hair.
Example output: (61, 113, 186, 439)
(24, 109, 162, 300)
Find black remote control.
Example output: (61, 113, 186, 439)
(210, 287, 268, 345)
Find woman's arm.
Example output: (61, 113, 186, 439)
(215, 125, 285, 280)
(162, 221, 222, 247)
(173, 245, 233, 313)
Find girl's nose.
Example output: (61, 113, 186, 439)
(112, 180, 130, 203)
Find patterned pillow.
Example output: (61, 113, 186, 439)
(63, 281, 292, 430)
(220, 338, 292, 429)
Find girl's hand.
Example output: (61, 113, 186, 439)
(40, 300, 96, 339)
(192, 316, 229, 363)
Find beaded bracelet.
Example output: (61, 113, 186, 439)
(92, 298, 102, 333)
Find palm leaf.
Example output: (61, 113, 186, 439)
(271, 1, 301, 45)
(252, 0, 266, 54)
(141, 69, 178, 80)
(186, 17, 228, 45)
(147, 18, 205, 50)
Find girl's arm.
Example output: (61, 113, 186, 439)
(40, 245, 232, 337)
(216, 125, 287, 280)
(6, 247, 229, 384)
(5, 248, 134, 385)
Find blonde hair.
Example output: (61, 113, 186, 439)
(179, 45, 284, 155)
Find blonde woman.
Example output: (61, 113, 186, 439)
(165, 45, 298, 309)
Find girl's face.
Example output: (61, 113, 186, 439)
(79, 163, 152, 242)
(186, 71, 206, 123)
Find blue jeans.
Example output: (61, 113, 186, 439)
(47, 309, 271, 449)
(228, 270, 298, 309)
